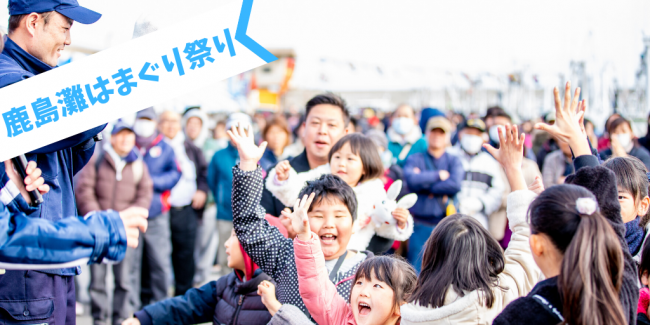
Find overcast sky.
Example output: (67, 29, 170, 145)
(1, 0, 649, 87)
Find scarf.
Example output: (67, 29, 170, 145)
(625, 216, 645, 256)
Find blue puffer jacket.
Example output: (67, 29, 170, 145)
(0, 168, 127, 267)
(139, 134, 181, 218)
(207, 143, 239, 221)
(134, 269, 272, 325)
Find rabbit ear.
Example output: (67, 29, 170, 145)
(397, 194, 418, 209)
(387, 180, 402, 200)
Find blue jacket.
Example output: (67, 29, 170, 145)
(139, 134, 181, 218)
(134, 269, 272, 325)
(0, 155, 127, 267)
(207, 143, 239, 221)
(0, 37, 111, 276)
(403, 151, 464, 224)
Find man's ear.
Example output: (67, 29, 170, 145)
(24, 13, 41, 37)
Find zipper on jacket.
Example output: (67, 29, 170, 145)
(230, 295, 244, 325)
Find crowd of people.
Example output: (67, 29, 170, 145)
(67, 83, 650, 325)
(5, 1, 650, 325)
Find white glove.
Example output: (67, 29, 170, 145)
(459, 197, 484, 215)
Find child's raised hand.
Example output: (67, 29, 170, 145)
(528, 176, 545, 195)
(257, 280, 282, 316)
(534, 82, 591, 157)
(227, 125, 267, 171)
(281, 193, 315, 241)
(483, 124, 527, 192)
(276, 160, 291, 181)
(392, 207, 409, 229)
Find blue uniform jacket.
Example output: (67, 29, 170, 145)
(403, 151, 464, 224)
(0, 37, 115, 275)
(140, 134, 181, 218)
(207, 143, 239, 221)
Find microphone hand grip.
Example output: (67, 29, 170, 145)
(11, 155, 44, 207)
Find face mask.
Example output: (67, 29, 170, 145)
(460, 134, 484, 155)
(134, 119, 157, 137)
(380, 150, 394, 169)
(616, 133, 632, 149)
(392, 117, 414, 135)
(488, 125, 502, 143)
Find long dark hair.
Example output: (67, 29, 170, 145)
(528, 185, 625, 325)
(408, 214, 505, 308)
(603, 156, 650, 228)
(353, 255, 417, 314)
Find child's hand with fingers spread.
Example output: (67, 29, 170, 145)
(534, 82, 591, 157)
(483, 124, 527, 192)
(281, 193, 315, 241)
(257, 280, 282, 316)
(226, 125, 267, 171)
(275, 160, 291, 182)
(528, 176, 545, 195)
(392, 207, 409, 229)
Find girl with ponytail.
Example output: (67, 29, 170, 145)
(495, 82, 639, 324)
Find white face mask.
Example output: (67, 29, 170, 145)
(380, 150, 394, 169)
(392, 117, 414, 135)
(460, 134, 484, 155)
(616, 133, 632, 149)
(134, 119, 157, 137)
(488, 125, 502, 143)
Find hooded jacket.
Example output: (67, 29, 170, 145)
(400, 190, 542, 325)
(0, 37, 109, 276)
(135, 265, 272, 325)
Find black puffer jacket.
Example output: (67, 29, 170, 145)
(135, 269, 272, 325)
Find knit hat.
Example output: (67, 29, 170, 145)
(418, 107, 445, 133)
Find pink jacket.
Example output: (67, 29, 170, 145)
(295, 234, 357, 325)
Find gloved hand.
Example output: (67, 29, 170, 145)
(459, 197, 484, 215)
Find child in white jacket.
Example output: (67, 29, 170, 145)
(266, 134, 414, 252)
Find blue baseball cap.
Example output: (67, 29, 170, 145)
(111, 119, 133, 135)
(9, 0, 102, 25)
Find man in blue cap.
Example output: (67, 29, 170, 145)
(0, 1, 149, 324)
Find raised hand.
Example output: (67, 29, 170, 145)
(227, 125, 267, 171)
(484, 124, 527, 192)
(119, 207, 149, 248)
(280, 193, 315, 241)
(275, 160, 291, 182)
(534, 82, 591, 157)
(257, 280, 282, 316)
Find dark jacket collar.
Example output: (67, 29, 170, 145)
(290, 150, 311, 173)
(1, 37, 54, 76)
(233, 269, 271, 295)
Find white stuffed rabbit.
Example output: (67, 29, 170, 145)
(371, 180, 418, 227)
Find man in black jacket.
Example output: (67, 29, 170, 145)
(159, 111, 209, 296)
